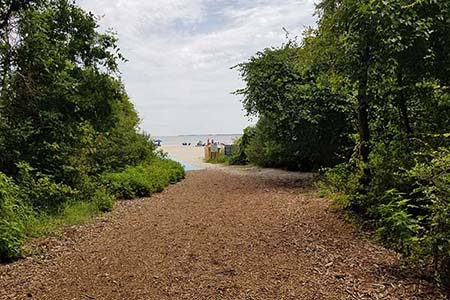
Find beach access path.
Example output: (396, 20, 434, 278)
(0, 149, 441, 299)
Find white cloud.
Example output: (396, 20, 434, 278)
(77, 0, 317, 136)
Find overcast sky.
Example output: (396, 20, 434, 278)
(77, 0, 317, 136)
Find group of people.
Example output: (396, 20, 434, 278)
(191, 139, 222, 147)
(206, 139, 218, 146)
(153, 138, 224, 148)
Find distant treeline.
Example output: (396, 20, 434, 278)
(232, 0, 450, 285)
(0, 0, 184, 261)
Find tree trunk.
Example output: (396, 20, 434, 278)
(357, 45, 371, 186)
(0, 1, 14, 31)
(358, 78, 370, 164)
(0, 24, 11, 91)
(397, 73, 412, 135)
(0, 1, 14, 90)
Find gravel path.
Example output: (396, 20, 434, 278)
(0, 169, 441, 299)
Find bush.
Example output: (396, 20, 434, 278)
(233, 43, 354, 171)
(322, 147, 450, 283)
(102, 158, 185, 199)
(16, 163, 78, 214)
(375, 191, 422, 254)
(234, 113, 352, 171)
(319, 163, 360, 208)
(0, 173, 30, 262)
(207, 151, 229, 164)
(92, 188, 115, 213)
(150, 158, 186, 184)
(229, 127, 255, 165)
(406, 148, 450, 282)
(22, 189, 115, 240)
(244, 124, 282, 168)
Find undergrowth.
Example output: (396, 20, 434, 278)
(206, 154, 229, 165)
(320, 147, 450, 287)
(0, 158, 185, 262)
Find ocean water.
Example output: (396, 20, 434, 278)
(154, 134, 242, 147)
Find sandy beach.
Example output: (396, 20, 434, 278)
(161, 145, 211, 169)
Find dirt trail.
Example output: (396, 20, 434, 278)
(0, 169, 441, 299)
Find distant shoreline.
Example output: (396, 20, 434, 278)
(154, 134, 242, 147)
(158, 134, 242, 137)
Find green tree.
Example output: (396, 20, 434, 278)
(235, 0, 450, 283)
(0, 0, 184, 262)
(234, 43, 353, 170)
(316, 0, 450, 282)
(0, 0, 136, 185)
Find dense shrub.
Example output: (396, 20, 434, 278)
(322, 146, 450, 283)
(207, 154, 229, 165)
(244, 121, 285, 168)
(319, 163, 360, 208)
(229, 127, 255, 166)
(91, 188, 115, 213)
(0, 173, 30, 261)
(233, 43, 354, 171)
(0, 157, 184, 262)
(400, 149, 450, 281)
(17, 163, 78, 214)
(102, 158, 185, 199)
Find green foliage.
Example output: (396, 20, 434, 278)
(102, 158, 185, 200)
(0, 173, 30, 261)
(243, 121, 280, 168)
(0, 0, 150, 185)
(236, 0, 450, 285)
(234, 43, 354, 170)
(0, 0, 184, 262)
(207, 153, 229, 165)
(16, 163, 78, 214)
(376, 191, 422, 254)
(316, 0, 450, 281)
(24, 202, 101, 241)
(92, 188, 115, 213)
(229, 127, 255, 165)
(59, 202, 99, 227)
(407, 149, 450, 280)
(319, 163, 360, 208)
(324, 145, 450, 282)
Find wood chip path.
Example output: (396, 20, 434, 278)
(0, 169, 442, 299)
